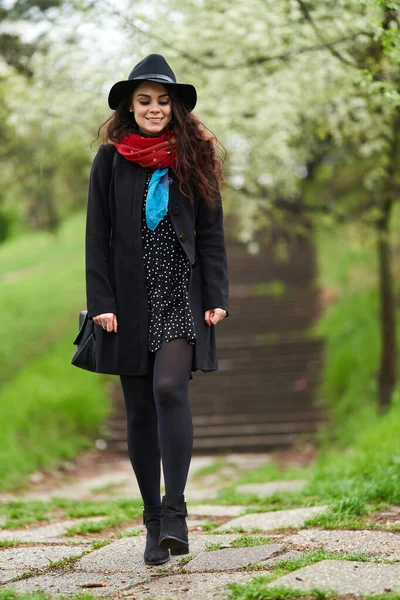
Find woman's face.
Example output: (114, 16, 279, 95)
(131, 81, 172, 137)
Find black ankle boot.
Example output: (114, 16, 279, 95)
(158, 494, 189, 555)
(143, 505, 170, 566)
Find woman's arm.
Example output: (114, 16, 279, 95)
(195, 182, 229, 318)
(85, 145, 117, 320)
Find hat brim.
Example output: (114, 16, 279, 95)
(108, 78, 197, 112)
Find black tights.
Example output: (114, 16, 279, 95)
(120, 338, 194, 506)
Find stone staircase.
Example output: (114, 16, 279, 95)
(105, 227, 326, 454)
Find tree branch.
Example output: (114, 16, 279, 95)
(108, 6, 372, 72)
(296, 0, 369, 70)
(234, 185, 399, 226)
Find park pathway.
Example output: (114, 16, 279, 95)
(0, 450, 399, 599)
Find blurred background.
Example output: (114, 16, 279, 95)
(1, 0, 400, 491)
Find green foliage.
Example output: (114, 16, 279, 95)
(201, 521, 219, 532)
(65, 516, 125, 535)
(229, 535, 272, 548)
(0, 592, 98, 600)
(0, 497, 142, 528)
(205, 542, 223, 552)
(234, 461, 310, 486)
(0, 213, 112, 491)
(0, 328, 112, 491)
(307, 398, 400, 512)
(129, 0, 400, 241)
(227, 581, 324, 600)
(0, 212, 85, 386)
(191, 457, 231, 479)
(313, 216, 400, 440)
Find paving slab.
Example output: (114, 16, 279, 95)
(0, 455, 232, 504)
(184, 488, 219, 502)
(0, 570, 23, 584)
(257, 550, 303, 566)
(219, 506, 328, 531)
(189, 505, 247, 517)
(0, 517, 108, 543)
(284, 529, 400, 560)
(186, 519, 209, 529)
(5, 473, 141, 502)
(268, 560, 400, 594)
(227, 454, 272, 469)
(6, 571, 149, 596)
(187, 456, 216, 475)
(74, 534, 240, 573)
(0, 545, 87, 570)
(130, 570, 272, 600)
(186, 543, 285, 572)
(236, 480, 307, 496)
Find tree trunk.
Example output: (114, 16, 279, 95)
(377, 110, 400, 413)
(377, 201, 396, 413)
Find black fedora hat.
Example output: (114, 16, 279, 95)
(108, 54, 197, 112)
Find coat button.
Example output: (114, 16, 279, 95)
(168, 177, 173, 186)
(179, 233, 186, 242)
(191, 259, 196, 269)
(172, 205, 180, 216)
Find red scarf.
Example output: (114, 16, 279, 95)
(113, 130, 177, 168)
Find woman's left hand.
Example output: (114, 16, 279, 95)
(204, 308, 227, 326)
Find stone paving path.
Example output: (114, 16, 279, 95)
(0, 453, 399, 599)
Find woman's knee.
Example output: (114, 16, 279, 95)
(154, 376, 182, 406)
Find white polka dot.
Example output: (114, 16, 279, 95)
(141, 170, 196, 353)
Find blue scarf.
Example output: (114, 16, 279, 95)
(145, 168, 169, 231)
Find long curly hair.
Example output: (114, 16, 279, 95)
(97, 88, 225, 209)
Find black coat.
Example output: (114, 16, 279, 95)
(85, 143, 229, 376)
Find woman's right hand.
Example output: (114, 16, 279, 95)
(93, 313, 118, 333)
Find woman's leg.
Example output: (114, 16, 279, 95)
(153, 338, 194, 495)
(120, 356, 161, 506)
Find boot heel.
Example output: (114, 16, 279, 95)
(159, 494, 189, 555)
(143, 505, 170, 566)
(171, 546, 189, 555)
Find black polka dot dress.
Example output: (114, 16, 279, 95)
(141, 170, 197, 352)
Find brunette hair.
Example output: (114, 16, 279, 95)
(96, 88, 225, 209)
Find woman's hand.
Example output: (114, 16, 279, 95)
(93, 313, 118, 333)
(204, 308, 227, 326)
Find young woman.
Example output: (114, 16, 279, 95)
(85, 54, 229, 566)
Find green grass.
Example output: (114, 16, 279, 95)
(314, 218, 400, 447)
(0, 213, 86, 387)
(213, 527, 263, 535)
(234, 462, 310, 486)
(0, 211, 85, 277)
(65, 497, 142, 519)
(64, 517, 122, 535)
(227, 584, 331, 600)
(118, 528, 141, 537)
(230, 535, 273, 548)
(0, 497, 143, 529)
(0, 329, 112, 491)
(0, 540, 20, 548)
(297, 217, 400, 530)
(191, 457, 232, 479)
(213, 487, 316, 509)
(0, 211, 114, 492)
(0, 500, 51, 528)
(206, 535, 272, 551)
(90, 539, 111, 549)
(201, 521, 220, 532)
(205, 541, 224, 551)
(227, 549, 395, 599)
(0, 592, 98, 600)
